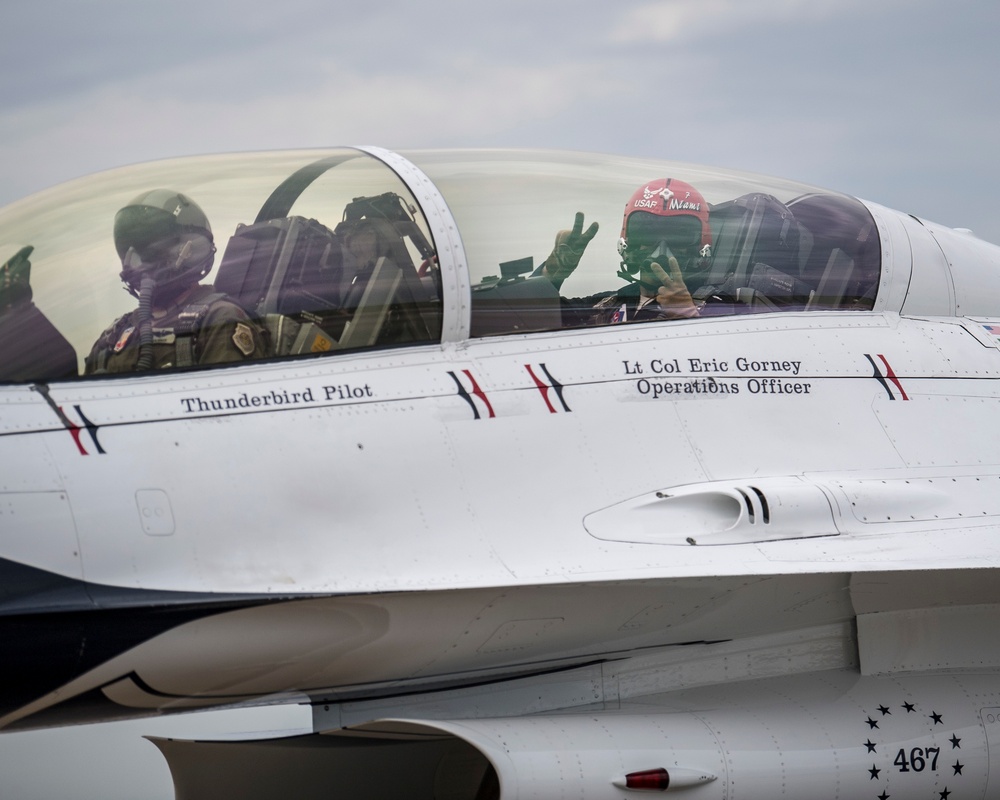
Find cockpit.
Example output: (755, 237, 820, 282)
(0, 147, 882, 383)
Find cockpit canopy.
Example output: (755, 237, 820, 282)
(0, 147, 881, 382)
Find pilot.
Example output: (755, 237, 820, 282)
(85, 190, 264, 374)
(540, 178, 713, 325)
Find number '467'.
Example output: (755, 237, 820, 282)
(894, 747, 940, 772)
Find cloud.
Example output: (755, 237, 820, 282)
(1, 0, 998, 245)
(609, 0, 902, 43)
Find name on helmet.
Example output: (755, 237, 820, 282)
(632, 198, 702, 212)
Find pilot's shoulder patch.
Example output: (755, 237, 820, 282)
(232, 322, 256, 356)
(113, 325, 135, 353)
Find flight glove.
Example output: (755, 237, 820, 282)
(649, 258, 699, 318)
(0, 246, 34, 312)
(541, 213, 599, 290)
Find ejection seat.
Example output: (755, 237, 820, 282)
(333, 212, 439, 349)
(214, 155, 442, 356)
(706, 192, 813, 312)
(214, 215, 346, 356)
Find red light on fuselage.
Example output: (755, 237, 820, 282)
(625, 768, 670, 791)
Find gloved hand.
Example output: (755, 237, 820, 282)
(541, 212, 598, 290)
(649, 257, 699, 318)
(0, 245, 33, 312)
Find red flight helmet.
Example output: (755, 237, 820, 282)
(618, 178, 712, 272)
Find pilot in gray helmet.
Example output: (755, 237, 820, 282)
(85, 190, 264, 374)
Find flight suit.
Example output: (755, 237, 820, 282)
(85, 285, 263, 374)
(558, 282, 700, 327)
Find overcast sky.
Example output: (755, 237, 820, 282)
(2, 0, 999, 796)
(3, 0, 999, 241)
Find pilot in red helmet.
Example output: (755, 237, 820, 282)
(540, 178, 712, 325)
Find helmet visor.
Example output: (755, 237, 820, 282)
(626, 212, 702, 253)
(113, 205, 181, 264)
(114, 205, 212, 273)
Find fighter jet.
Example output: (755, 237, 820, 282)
(2, 146, 1000, 799)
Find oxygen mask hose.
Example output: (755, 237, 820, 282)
(135, 275, 156, 371)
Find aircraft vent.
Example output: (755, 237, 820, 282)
(729, 485, 770, 526)
(584, 477, 839, 546)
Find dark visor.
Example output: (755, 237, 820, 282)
(627, 212, 702, 250)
